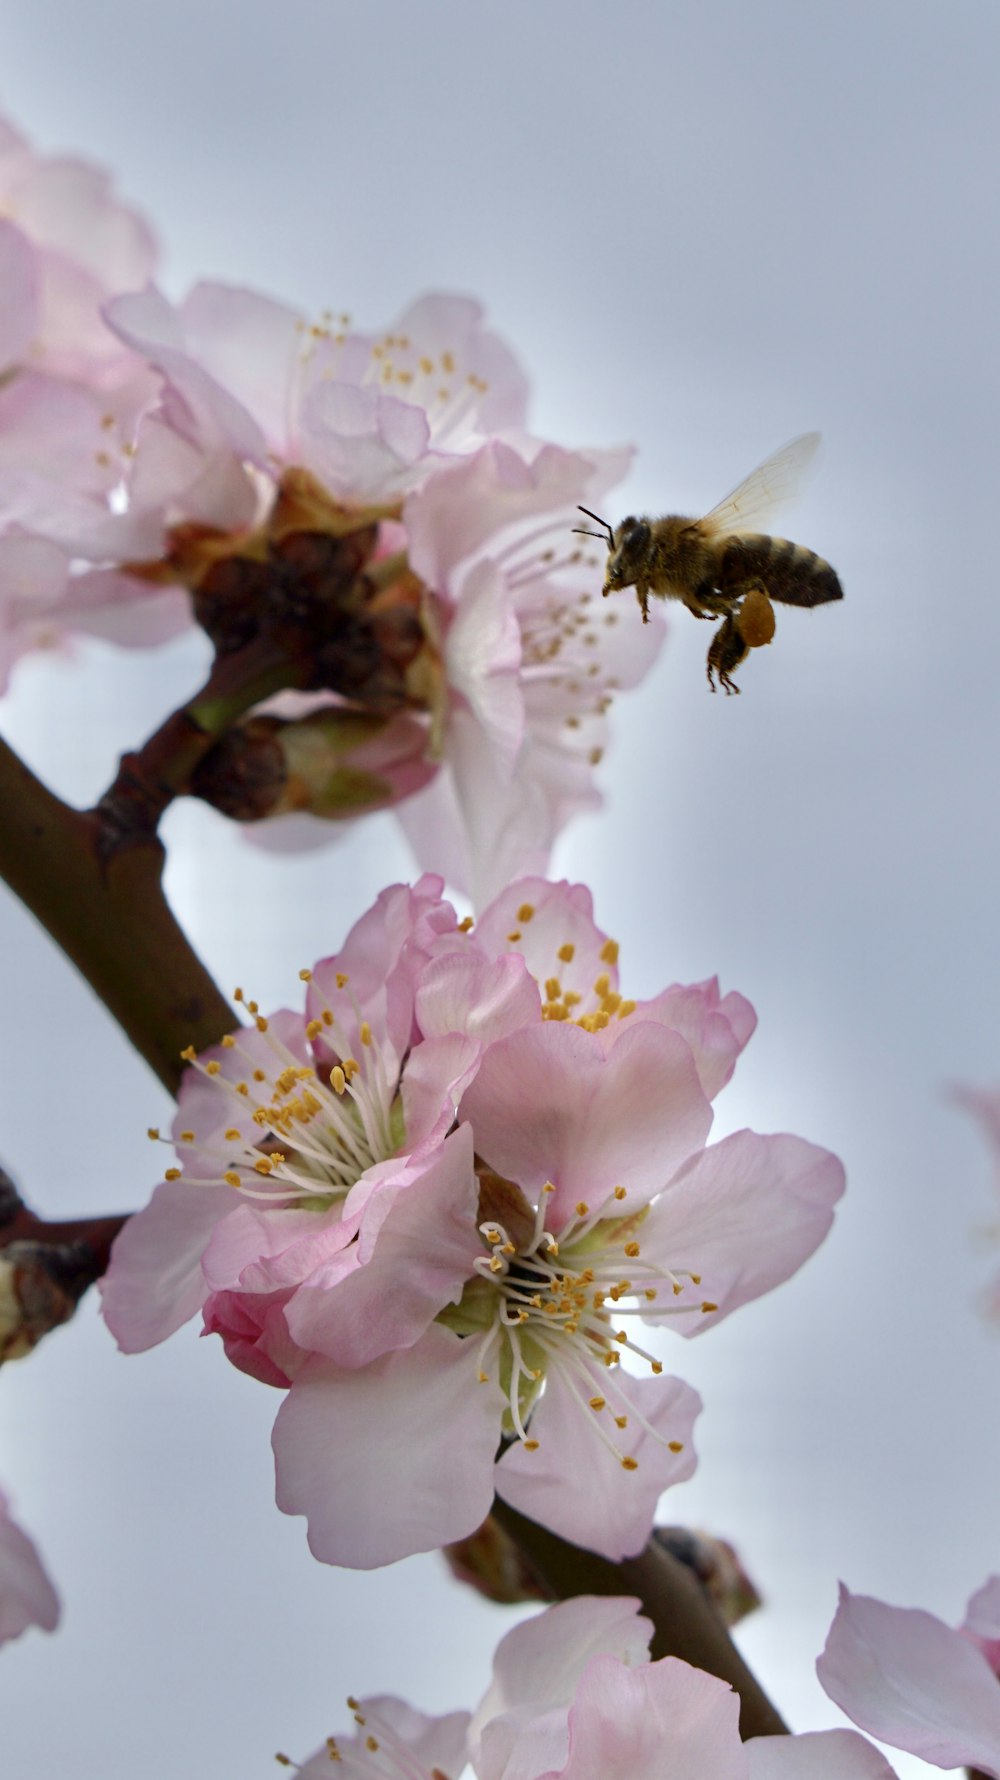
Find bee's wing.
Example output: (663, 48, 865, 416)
(697, 432, 821, 539)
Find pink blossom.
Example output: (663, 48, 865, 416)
(396, 439, 666, 904)
(103, 284, 530, 528)
(818, 1580, 1000, 1776)
(104, 876, 843, 1570)
(0, 114, 156, 385)
(287, 1596, 896, 1780)
(0, 1490, 59, 1644)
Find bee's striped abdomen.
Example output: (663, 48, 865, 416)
(718, 534, 843, 608)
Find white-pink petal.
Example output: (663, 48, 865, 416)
(554, 1653, 745, 1780)
(495, 1372, 700, 1562)
(0, 1492, 59, 1644)
(640, 1130, 845, 1335)
(100, 1180, 236, 1350)
(817, 1583, 1000, 1777)
(459, 1019, 712, 1228)
(746, 1730, 899, 1779)
(272, 1327, 504, 1567)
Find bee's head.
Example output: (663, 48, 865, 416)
(604, 516, 652, 592)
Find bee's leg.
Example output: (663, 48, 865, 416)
(635, 584, 651, 623)
(706, 616, 747, 695)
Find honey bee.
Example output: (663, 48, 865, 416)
(574, 433, 842, 693)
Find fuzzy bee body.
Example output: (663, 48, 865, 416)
(575, 434, 842, 693)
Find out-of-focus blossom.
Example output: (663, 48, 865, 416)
(103, 876, 843, 1569)
(0, 1490, 59, 1644)
(817, 1579, 1000, 1776)
(284, 1595, 897, 1780)
(0, 116, 188, 689)
(950, 1081, 1000, 1316)
(0, 113, 156, 385)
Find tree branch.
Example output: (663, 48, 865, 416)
(0, 733, 234, 1094)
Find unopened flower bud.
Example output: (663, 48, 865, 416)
(192, 707, 437, 823)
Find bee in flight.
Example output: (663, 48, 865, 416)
(574, 433, 842, 694)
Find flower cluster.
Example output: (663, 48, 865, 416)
(283, 1594, 896, 1780)
(0, 112, 665, 897)
(102, 875, 843, 1569)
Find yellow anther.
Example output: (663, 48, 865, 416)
(672, 1282, 682, 1296)
(645, 1288, 658, 1301)
(593, 1011, 610, 1030)
(336, 972, 348, 988)
(147, 1127, 160, 1140)
(247, 1000, 259, 1015)
(441, 350, 455, 373)
(690, 1273, 702, 1285)
(224, 1171, 241, 1187)
(701, 1301, 718, 1314)
(205, 1061, 221, 1076)
(234, 988, 244, 1002)
(593, 973, 610, 998)
(557, 943, 575, 963)
(322, 1010, 333, 1026)
(306, 1020, 322, 1040)
(624, 1241, 640, 1258)
(600, 939, 619, 965)
(614, 1414, 628, 1429)
(618, 999, 636, 1018)
(365, 1737, 378, 1753)
(564, 990, 582, 1007)
(236, 1082, 249, 1096)
(506, 930, 522, 943)
(651, 1359, 663, 1374)
(489, 1255, 504, 1273)
(517, 902, 535, 922)
(298, 968, 313, 982)
(621, 1456, 639, 1471)
(221, 1034, 236, 1048)
(522, 1438, 539, 1451)
(359, 1021, 372, 1047)
(615, 1330, 627, 1344)
(253, 1069, 267, 1083)
(588, 1396, 606, 1411)
(613, 1184, 626, 1200)
(575, 1200, 589, 1217)
(602, 992, 622, 1015)
(180, 1045, 197, 1063)
(544, 977, 562, 1002)
(254, 1157, 274, 1175)
(164, 1167, 181, 1181)
(343, 1058, 360, 1078)
(330, 1066, 346, 1095)
(478, 1370, 489, 1383)
(254, 1015, 268, 1033)
(668, 1440, 684, 1453)
(543, 1181, 556, 1194)
(458, 915, 474, 932)
(221, 1128, 238, 1142)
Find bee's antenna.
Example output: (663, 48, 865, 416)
(573, 505, 614, 550)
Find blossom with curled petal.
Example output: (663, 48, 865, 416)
(283, 1595, 897, 1780)
(817, 1578, 1000, 1777)
(102, 283, 530, 532)
(395, 438, 665, 904)
(0, 1490, 59, 1645)
(104, 875, 843, 1570)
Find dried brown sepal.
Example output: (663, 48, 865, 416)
(443, 1512, 552, 1605)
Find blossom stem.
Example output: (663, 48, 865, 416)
(96, 637, 313, 848)
(492, 1499, 789, 1739)
(0, 731, 235, 1092)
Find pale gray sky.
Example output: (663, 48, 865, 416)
(2, 2, 999, 1775)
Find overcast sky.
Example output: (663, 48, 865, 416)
(2, 2, 1000, 1775)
